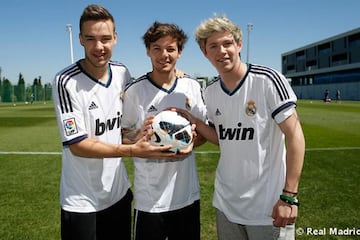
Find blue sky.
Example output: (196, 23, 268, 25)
(1, 0, 359, 84)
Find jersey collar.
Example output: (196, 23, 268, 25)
(147, 72, 178, 94)
(220, 64, 250, 96)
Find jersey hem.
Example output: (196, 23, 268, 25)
(134, 196, 200, 213)
(61, 185, 131, 213)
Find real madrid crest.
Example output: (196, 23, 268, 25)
(245, 100, 257, 116)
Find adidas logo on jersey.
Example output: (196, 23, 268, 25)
(215, 108, 222, 116)
(148, 105, 158, 112)
(89, 101, 98, 110)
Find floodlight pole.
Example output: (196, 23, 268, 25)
(246, 23, 253, 64)
(66, 24, 74, 64)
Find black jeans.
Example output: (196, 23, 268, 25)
(61, 189, 133, 240)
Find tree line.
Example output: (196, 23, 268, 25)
(0, 67, 52, 103)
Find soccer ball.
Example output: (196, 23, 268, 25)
(149, 110, 193, 153)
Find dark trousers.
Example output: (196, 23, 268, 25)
(61, 189, 133, 240)
(133, 200, 200, 240)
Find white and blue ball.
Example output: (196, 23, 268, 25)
(149, 110, 192, 153)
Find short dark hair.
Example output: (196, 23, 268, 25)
(79, 4, 115, 33)
(142, 21, 188, 51)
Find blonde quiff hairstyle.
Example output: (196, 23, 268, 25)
(195, 16, 242, 51)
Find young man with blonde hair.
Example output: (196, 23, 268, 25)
(178, 16, 305, 240)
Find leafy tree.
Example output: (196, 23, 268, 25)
(43, 83, 52, 101)
(2, 79, 12, 102)
(0, 67, 2, 101)
(32, 76, 43, 101)
(15, 73, 26, 101)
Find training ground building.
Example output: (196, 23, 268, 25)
(282, 27, 360, 101)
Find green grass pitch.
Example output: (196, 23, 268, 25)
(0, 100, 359, 239)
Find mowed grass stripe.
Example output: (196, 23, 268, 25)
(1, 146, 360, 155)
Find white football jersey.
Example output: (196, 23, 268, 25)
(204, 64, 297, 225)
(122, 73, 207, 213)
(52, 60, 132, 213)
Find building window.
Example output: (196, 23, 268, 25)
(296, 50, 305, 60)
(318, 42, 331, 55)
(349, 32, 360, 48)
(332, 53, 347, 66)
(306, 60, 317, 70)
(287, 65, 295, 71)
